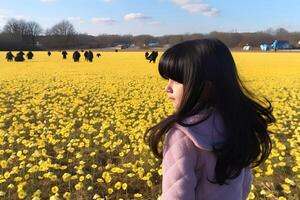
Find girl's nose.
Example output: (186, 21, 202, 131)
(165, 86, 172, 93)
(165, 81, 173, 93)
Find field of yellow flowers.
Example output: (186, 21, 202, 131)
(0, 51, 299, 200)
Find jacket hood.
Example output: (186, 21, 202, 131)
(174, 108, 226, 151)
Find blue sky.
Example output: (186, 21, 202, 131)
(0, 0, 300, 36)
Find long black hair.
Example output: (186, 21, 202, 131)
(144, 38, 275, 185)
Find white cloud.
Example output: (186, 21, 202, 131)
(170, 0, 219, 16)
(92, 17, 116, 24)
(0, 9, 10, 24)
(0, 9, 12, 26)
(14, 15, 30, 21)
(68, 16, 85, 24)
(124, 13, 151, 21)
(0, 9, 31, 28)
(0, 15, 8, 26)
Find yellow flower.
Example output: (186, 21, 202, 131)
(51, 186, 59, 193)
(75, 182, 83, 190)
(49, 194, 59, 200)
(0, 160, 7, 168)
(102, 171, 112, 183)
(114, 181, 122, 190)
(292, 166, 298, 172)
(158, 169, 162, 176)
(265, 166, 273, 175)
(0, 191, 6, 197)
(90, 152, 96, 157)
(127, 173, 135, 178)
(134, 193, 142, 198)
(7, 184, 14, 189)
(4, 172, 10, 179)
(278, 197, 287, 200)
(247, 192, 255, 200)
(62, 173, 71, 182)
(284, 178, 295, 186)
(18, 190, 27, 199)
(24, 174, 30, 180)
(108, 188, 114, 194)
(278, 162, 286, 167)
(122, 183, 127, 190)
(88, 186, 93, 191)
(60, 165, 68, 170)
(281, 184, 291, 194)
(91, 164, 98, 169)
(63, 192, 71, 200)
(14, 177, 22, 182)
(147, 180, 153, 187)
(92, 194, 101, 199)
(32, 189, 42, 197)
(86, 174, 92, 179)
(259, 189, 266, 195)
(111, 167, 125, 173)
(79, 176, 85, 181)
(17, 151, 23, 157)
(97, 178, 104, 183)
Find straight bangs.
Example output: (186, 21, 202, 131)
(158, 49, 184, 84)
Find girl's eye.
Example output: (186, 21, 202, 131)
(174, 80, 182, 85)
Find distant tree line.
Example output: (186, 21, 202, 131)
(1, 18, 300, 50)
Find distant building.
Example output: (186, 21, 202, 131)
(114, 44, 129, 50)
(260, 43, 270, 51)
(271, 40, 293, 50)
(242, 44, 251, 51)
(147, 42, 160, 47)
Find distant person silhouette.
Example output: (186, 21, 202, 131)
(96, 53, 101, 58)
(15, 51, 25, 62)
(6, 51, 14, 62)
(147, 51, 158, 63)
(27, 51, 34, 59)
(73, 51, 81, 62)
(84, 51, 89, 61)
(62, 50, 68, 59)
(48, 51, 51, 56)
(87, 50, 94, 62)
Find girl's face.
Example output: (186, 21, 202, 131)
(165, 79, 184, 109)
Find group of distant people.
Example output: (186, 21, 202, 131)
(4, 50, 158, 63)
(6, 51, 34, 62)
(4, 50, 102, 62)
(61, 50, 101, 62)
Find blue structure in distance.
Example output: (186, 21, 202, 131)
(271, 40, 293, 50)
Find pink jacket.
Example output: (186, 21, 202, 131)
(162, 109, 253, 200)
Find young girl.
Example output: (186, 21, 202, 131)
(145, 38, 275, 200)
